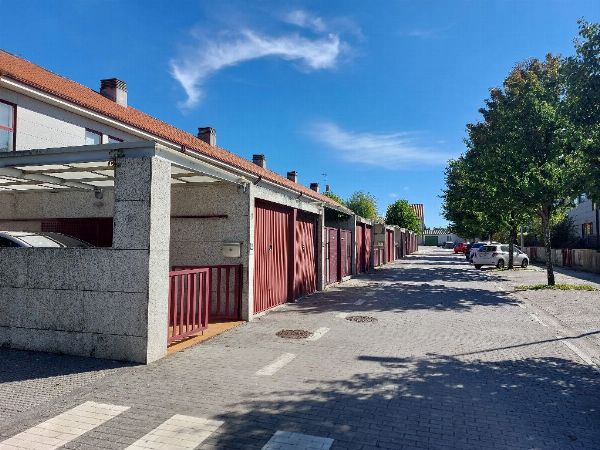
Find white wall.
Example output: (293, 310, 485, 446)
(0, 87, 135, 151)
(568, 198, 597, 238)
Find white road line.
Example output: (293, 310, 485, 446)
(256, 353, 296, 376)
(125, 415, 223, 450)
(307, 327, 330, 341)
(0, 401, 129, 450)
(262, 431, 334, 450)
(557, 335, 596, 367)
(336, 312, 349, 319)
(354, 299, 366, 305)
(529, 313, 548, 327)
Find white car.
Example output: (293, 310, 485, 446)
(472, 244, 529, 269)
(0, 231, 91, 248)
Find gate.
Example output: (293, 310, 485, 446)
(294, 211, 318, 298)
(325, 227, 338, 285)
(254, 201, 291, 314)
(386, 229, 394, 263)
(340, 229, 352, 278)
(168, 268, 210, 344)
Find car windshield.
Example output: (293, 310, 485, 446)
(16, 234, 62, 247)
(481, 245, 497, 252)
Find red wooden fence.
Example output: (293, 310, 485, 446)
(168, 268, 210, 344)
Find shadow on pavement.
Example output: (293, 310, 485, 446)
(209, 355, 600, 449)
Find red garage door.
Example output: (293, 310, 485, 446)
(325, 227, 338, 285)
(253, 201, 291, 314)
(386, 229, 394, 263)
(340, 229, 352, 278)
(294, 211, 318, 297)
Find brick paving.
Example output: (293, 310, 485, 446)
(1, 248, 599, 449)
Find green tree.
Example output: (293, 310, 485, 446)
(495, 55, 582, 283)
(346, 191, 378, 219)
(564, 20, 600, 248)
(385, 199, 421, 233)
(323, 191, 344, 205)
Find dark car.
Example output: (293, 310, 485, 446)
(0, 231, 92, 248)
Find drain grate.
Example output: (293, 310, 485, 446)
(346, 315, 378, 323)
(276, 329, 313, 339)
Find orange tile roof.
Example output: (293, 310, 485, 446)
(0, 50, 341, 208)
(411, 203, 424, 221)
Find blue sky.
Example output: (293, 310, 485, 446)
(2, 0, 599, 226)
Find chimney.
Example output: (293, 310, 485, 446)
(325, 184, 331, 193)
(100, 78, 127, 107)
(252, 154, 266, 169)
(310, 182, 320, 193)
(287, 171, 298, 183)
(198, 127, 216, 146)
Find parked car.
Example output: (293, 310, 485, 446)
(0, 231, 92, 248)
(453, 242, 467, 254)
(443, 241, 454, 249)
(472, 244, 529, 269)
(468, 242, 488, 261)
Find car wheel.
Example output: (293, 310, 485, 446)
(474, 264, 482, 269)
(521, 259, 529, 268)
(496, 259, 505, 269)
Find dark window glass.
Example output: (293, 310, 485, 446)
(0, 101, 15, 152)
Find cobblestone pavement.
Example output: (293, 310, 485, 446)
(1, 248, 599, 449)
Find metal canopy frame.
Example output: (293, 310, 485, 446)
(0, 141, 249, 193)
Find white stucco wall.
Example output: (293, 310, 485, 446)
(568, 198, 597, 238)
(0, 87, 135, 151)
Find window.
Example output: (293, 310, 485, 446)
(582, 222, 594, 237)
(85, 128, 102, 145)
(0, 100, 16, 152)
(107, 135, 123, 144)
(0, 237, 19, 247)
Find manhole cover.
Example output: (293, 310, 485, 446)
(346, 315, 378, 323)
(276, 329, 313, 339)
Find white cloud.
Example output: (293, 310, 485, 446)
(310, 122, 452, 168)
(171, 25, 343, 108)
(284, 10, 326, 33)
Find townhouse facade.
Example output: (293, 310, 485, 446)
(0, 50, 418, 363)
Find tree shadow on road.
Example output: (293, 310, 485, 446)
(208, 354, 600, 449)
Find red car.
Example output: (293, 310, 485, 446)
(453, 242, 468, 254)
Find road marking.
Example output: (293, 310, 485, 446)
(307, 327, 330, 341)
(125, 415, 223, 450)
(557, 335, 596, 367)
(256, 353, 296, 376)
(529, 313, 548, 327)
(354, 299, 365, 305)
(336, 312, 349, 319)
(262, 431, 334, 450)
(0, 401, 129, 450)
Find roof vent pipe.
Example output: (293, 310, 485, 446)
(100, 78, 127, 107)
(198, 127, 216, 146)
(325, 184, 331, 193)
(252, 154, 266, 169)
(310, 183, 320, 193)
(287, 171, 298, 183)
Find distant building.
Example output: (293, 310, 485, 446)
(411, 203, 425, 231)
(421, 228, 465, 246)
(568, 194, 599, 245)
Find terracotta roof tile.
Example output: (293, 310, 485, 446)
(0, 50, 342, 208)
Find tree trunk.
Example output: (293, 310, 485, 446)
(508, 222, 517, 269)
(542, 206, 555, 285)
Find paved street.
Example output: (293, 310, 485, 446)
(1, 248, 599, 449)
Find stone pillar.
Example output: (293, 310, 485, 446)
(113, 156, 171, 363)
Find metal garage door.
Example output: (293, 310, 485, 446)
(253, 201, 291, 314)
(325, 227, 338, 285)
(294, 211, 318, 297)
(424, 235, 438, 246)
(340, 229, 352, 278)
(386, 229, 394, 263)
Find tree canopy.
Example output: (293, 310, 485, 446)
(323, 191, 344, 205)
(385, 199, 421, 233)
(345, 191, 378, 219)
